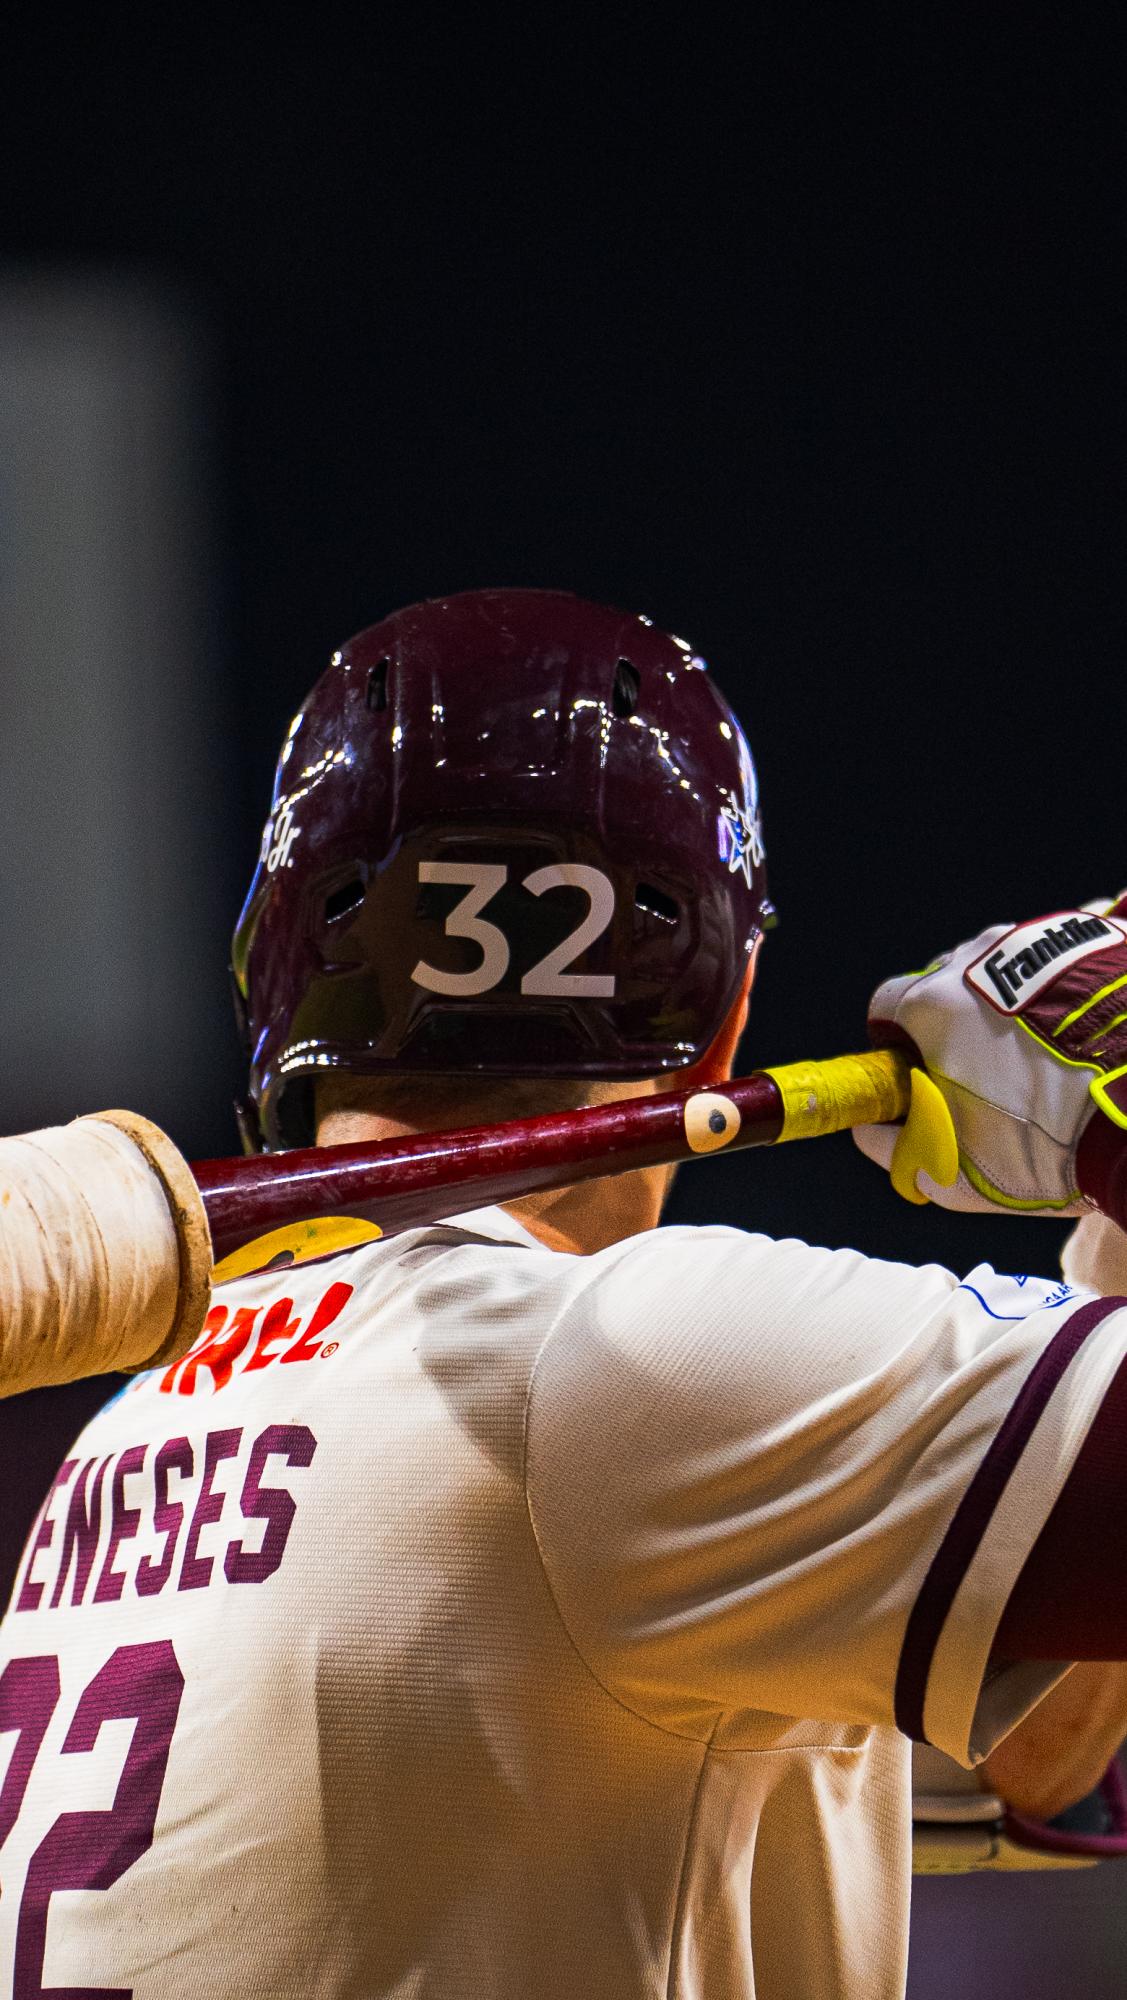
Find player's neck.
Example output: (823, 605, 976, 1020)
(500, 1163, 674, 1255)
(315, 1109, 673, 1256)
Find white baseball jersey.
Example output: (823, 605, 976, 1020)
(2, 1204, 1126, 1999)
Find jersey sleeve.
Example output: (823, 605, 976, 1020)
(523, 1226, 1127, 1767)
(1062, 1211, 1127, 1295)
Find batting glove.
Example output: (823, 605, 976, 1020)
(854, 898, 1127, 1216)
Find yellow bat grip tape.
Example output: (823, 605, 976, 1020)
(763, 1048, 913, 1142)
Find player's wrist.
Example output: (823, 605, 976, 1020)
(1076, 1108, 1127, 1235)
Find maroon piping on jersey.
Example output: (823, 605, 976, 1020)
(893, 1295, 1127, 1745)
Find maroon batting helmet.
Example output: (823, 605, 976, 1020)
(233, 589, 773, 1150)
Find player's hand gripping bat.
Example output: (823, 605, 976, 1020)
(195, 1048, 957, 1270)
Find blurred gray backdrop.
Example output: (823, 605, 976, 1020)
(0, 274, 231, 1149)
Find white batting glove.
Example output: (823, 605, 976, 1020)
(854, 900, 1127, 1216)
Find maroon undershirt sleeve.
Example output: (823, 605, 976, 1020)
(1076, 1109, 1127, 1237)
(993, 1344, 1127, 1661)
(975, 1100, 1127, 1662)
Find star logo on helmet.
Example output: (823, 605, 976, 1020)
(720, 803, 764, 889)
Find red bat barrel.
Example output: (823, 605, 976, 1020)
(193, 1072, 787, 1263)
(192, 1050, 915, 1265)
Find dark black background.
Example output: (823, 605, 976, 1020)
(1, 12, 1125, 1986)
(5, 21, 1120, 1210)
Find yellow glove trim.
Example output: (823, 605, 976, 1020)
(1090, 1063, 1127, 1134)
(890, 1069, 960, 1205)
(1086, 1007, 1127, 1049)
(960, 1154, 1079, 1213)
(1053, 970, 1127, 1039)
(1015, 1015, 1101, 1075)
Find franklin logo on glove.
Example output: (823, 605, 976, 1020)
(856, 896, 1127, 1217)
(966, 913, 1123, 1012)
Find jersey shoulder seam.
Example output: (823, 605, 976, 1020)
(520, 1314, 718, 1748)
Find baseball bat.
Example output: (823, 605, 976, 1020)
(194, 1048, 913, 1267)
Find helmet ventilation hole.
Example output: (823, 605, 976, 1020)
(366, 658, 390, 711)
(324, 877, 366, 922)
(635, 882, 678, 924)
(612, 658, 640, 717)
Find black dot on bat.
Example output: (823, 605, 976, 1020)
(708, 1110, 727, 1134)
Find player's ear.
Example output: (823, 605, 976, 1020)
(677, 942, 760, 1091)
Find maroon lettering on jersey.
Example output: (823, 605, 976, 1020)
(178, 1429, 242, 1591)
(93, 1445, 147, 1605)
(13, 1641, 185, 1993)
(224, 1424, 318, 1584)
(13, 1423, 320, 1614)
(136, 1437, 193, 1597)
(14, 1461, 77, 1613)
(50, 1456, 111, 1609)
(0, 1655, 61, 1841)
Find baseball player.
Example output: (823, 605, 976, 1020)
(3, 587, 1127, 1998)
